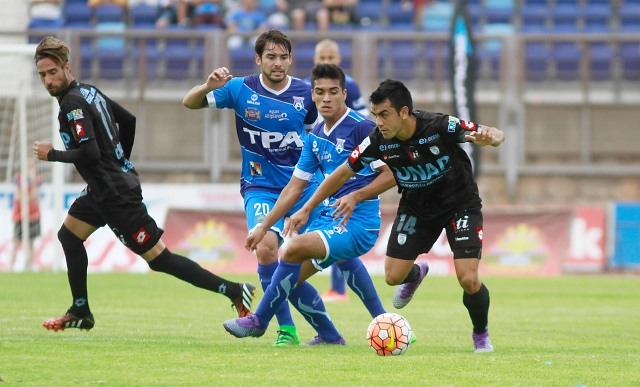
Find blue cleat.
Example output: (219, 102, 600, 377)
(223, 314, 266, 338)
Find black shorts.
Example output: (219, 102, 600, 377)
(14, 220, 41, 240)
(386, 205, 483, 260)
(68, 186, 164, 255)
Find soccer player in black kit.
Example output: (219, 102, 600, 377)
(284, 79, 505, 352)
(33, 36, 255, 332)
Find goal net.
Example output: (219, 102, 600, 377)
(0, 42, 64, 272)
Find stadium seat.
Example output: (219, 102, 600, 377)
(519, 4, 548, 33)
(94, 22, 127, 80)
(387, 2, 415, 30)
(229, 45, 258, 77)
(551, 4, 579, 33)
(355, 1, 386, 30)
(424, 42, 450, 80)
(63, 3, 92, 28)
(93, 4, 126, 23)
(130, 3, 159, 29)
(619, 3, 640, 33)
(420, 1, 453, 32)
(620, 42, 640, 81)
(479, 23, 513, 81)
(582, 4, 611, 33)
(163, 37, 193, 81)
(553, 42, 581, 81)
(524, 42, 551, 82)
(131, 39, 162, 81)
(588, 42, 614, 81)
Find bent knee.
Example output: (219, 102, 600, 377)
(458, 274, 481, 293)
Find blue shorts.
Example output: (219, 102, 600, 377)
(244, 187, 325, 243)
(307, 199, 381, 270)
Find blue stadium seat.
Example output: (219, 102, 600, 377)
(94, 22, 127, 80)
(519, 4, 548, 33)
(94, 4, 125, 23)
(551, 4, 579, 33)
(619, 3, 640, 33)
(163, 37, 193, 81)
(229, 45, 258, 77)
(524, 42, 551, 82)
(588, 42, 614, 81)
(387, 3, 415, 30)
(130, 3, 159, 29)
(582, 4, 611, 33)
(553, 42, 581, 81)
(131, 39, 162, 80)
(64, 3, 92, 28)
(420, 1, 453, 32)
(424, 42, 450, 80)
(620, 42, 640, 81)
(355, 1, 385, 30)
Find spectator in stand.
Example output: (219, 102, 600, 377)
(88, 0, 128, 7)
(191, 0, 226, 28)
(316, 0, 358, 32)
(156, 0, 190, 28)
(28, 0, 63, 30)
(262, 0, 291, 30)
(225, 0, 267, 48)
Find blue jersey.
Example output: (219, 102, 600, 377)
(207, 74, 318, 196)
(294, 108, 379, 201)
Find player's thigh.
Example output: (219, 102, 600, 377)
(102, 188, 164, 256)
(283, 232, 325, 264)
(444, 207, 483, 259)
(66, 193, 105, 239)
(306, 216, 378, 270)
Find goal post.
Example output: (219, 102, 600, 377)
(0, 42, 65, 272)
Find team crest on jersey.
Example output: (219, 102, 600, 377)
(398, 233, 407, 245)
(245, 107, 260, 121)
(407, 146, 420, 161)
(250, 161, 262, 176)
(66, 109, 84, 121)
(335, 138, 346, 153)
(74, 121, 86, 138)
(292, 96, 305, 111)
(430, 146, 440, 155)
(133, 227, 151, 245)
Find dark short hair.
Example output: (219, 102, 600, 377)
(311, 63, 346, 90)
(369, 79, 413, 113)
(254, 29, 292, 57)
(34, 36, 69, 67)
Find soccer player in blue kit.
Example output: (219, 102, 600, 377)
(280, 79, 504, 352)
(305, 38, 369, 302)
(183, 29, 321, 346)
(222, 64, 396, 344)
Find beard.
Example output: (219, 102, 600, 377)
(47, 73, 69, 97)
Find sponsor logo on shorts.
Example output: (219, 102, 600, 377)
(133, 227, 151, 245)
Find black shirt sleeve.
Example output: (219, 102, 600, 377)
(48, 138, 100, 164)
(107, 96, 136, 159)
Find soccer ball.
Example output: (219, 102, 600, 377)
(366, 312, 412, 356)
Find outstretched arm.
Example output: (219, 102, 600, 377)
(284, 163, 357, 236)
(182, 67, 233, 109)
(464, 125, 505, 147)
(331, 164, 396, 226)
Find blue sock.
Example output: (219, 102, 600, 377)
(255, 261, 300, 328)
(289, 281, 341, 342)
(338, 258, 386, 317)
(257, 261, 295, 327)
(330, 264, 346, 294)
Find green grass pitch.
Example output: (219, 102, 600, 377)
(1, 272, 639, 385)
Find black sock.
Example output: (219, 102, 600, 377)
(400, 264, 420, 284)
(148, 248, 241, 299)
(58, 225, 91, 317)
(463, 283, 490, 334)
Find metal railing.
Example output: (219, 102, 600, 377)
(2, 28, 639, 197)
